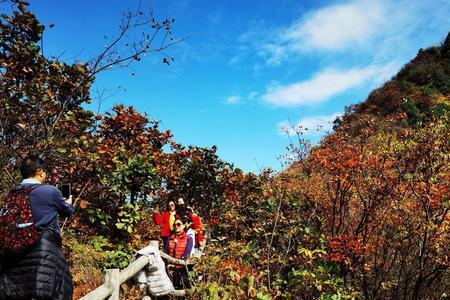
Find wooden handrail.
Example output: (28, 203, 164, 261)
(79, 258, 150, 300)
(160, 251, 195, 266)
(79, 240, 193, 300)
(119, 255, 149, 284)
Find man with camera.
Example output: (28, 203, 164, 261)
(0, 155, 74, 300)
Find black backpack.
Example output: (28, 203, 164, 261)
(0, 185, 41, 252)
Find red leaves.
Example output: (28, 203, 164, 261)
(327, 234, 375, 268)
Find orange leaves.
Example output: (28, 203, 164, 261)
(96, 145, 110, 154)
(327, 234, 372, 266)
(312, 144, 363, 179)
(135, 134, 148, 144)
(43, 89, 53, 99)
(78, 199, 88, 209)
(428, 185, 448, 209)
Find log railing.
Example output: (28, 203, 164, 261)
(79, 240, 194, 300)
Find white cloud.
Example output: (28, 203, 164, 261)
(235, 0, 450, 68)
(285, 1, 384, 51)
(255, 0, 384, 65)
(224, 95, 241, 105)
(263, 65, 386, 106)
(223, 92, 259, 105)
(278, 112, 342, 136)
(261, 44, 288, 66)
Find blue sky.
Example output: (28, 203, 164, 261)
(27, 0, 450, 173)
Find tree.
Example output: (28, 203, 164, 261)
(0, 1, 95, 194)
(0, 0, 181, 196)
(167, 146, 231, 217)
(0, 0, 181, 242)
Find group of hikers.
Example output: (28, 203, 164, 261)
(0, 155, 204, 299)
(153, 197, 205, 290)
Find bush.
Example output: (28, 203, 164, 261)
(402, 99, 423, 127)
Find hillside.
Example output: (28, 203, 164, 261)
(336, 32, 450, 131)
(271, 31, 450, 299)
(166, 31, 449, 300)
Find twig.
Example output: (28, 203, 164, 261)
(60, 177, 92, 234)
(266, 189, 284, 290)
(3, 166, 17, 186)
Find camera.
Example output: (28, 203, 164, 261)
(61, 183, 71, 198)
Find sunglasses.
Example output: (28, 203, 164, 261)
(169, 203, 175, 207)
(174, 223, 183, 227)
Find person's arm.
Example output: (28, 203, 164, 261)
(164, 238, 170, 254)
(192, 214, 203, 242)
(52, 187, 74, 217)
(197, 229, 203, 244)
(153, 209, 164, 225)
(191, 214, 201, 229)
(181, 236, 193, 259)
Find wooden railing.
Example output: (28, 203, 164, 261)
(79, 240, 194, 300)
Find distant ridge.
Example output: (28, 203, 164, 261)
(332, 31, 450, 134)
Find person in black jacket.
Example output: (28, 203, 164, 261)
(0, 155, 74, 300)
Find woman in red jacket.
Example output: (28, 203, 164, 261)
(164, 217, 193, 289)
(177, 198, 204, 251)
(153, 200, 177, 244)
(186, 206, 204, 251)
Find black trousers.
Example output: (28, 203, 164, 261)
(172, 267, 191, 289)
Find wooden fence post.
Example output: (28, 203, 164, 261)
(106, 269, 120, 300)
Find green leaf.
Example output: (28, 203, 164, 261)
(57, 147, 67, 154)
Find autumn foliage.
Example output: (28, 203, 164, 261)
(1, 2, 450, 299)
(192, 34, 450, 299)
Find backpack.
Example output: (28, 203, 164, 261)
(0, 185, 41, 252)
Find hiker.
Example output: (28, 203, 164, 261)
(176, 197, 188, 218)
(182, 215, 197, 256)
(0, 155, 74, 300)
(153, 200, 177, 244)
(164, 218, 193, 289)
(177, 198, 204, 252)
(185, 205, 204, 253)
